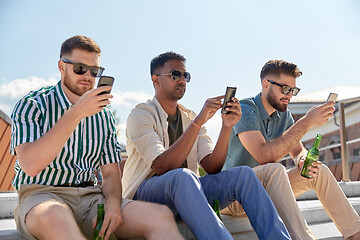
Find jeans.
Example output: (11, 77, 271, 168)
(134, 166, 290, 240)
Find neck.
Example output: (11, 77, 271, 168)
(155, 93, 178, 116)
(61, 80, 80, 104)
(260, 92, 276, 116)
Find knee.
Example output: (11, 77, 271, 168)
(153, 204, 175, 222)
(27, 201, 70, 227)
(232, 165, 255, 177)
(266, 163, 287, 177)
(168, 168, 198, 183)
(318, 164, 333, 178)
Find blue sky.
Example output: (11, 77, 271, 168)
(1, 0, 359, 144)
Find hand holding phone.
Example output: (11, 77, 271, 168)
(221, 87, 237, 114)
(97, 76, 114, 95)
(326, 92, 338, 102)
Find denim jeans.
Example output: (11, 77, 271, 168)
(134, 166, 290, 240)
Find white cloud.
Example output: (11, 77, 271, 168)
(0, 76, 58, 99)
(0, 76, 58, 116)
(111, 90, 153, 107)
(116, 122, 127, 145)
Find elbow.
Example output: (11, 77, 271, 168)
(19, 158, 42, 177)
(255, 155, 276, 165)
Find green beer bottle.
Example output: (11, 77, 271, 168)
(213, 199, 222, 221)
(93, 204, 105, 240)
(300, 134, 322, 178)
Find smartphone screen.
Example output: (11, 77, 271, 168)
(221, 87, 237, 114)
(326, 92, 338, 102)
(97, 76, 114, 95)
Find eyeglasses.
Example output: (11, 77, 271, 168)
(61, 59, 105, 78)
(156, 70, 191, 83)
(267, 79, 300, 96)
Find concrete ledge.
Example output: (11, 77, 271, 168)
(0, 192, 17, 219)
(296, 181, 360, 201)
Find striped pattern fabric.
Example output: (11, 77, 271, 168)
(10, 81, 121, 190)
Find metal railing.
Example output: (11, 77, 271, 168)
(280, 96, 360, 182)
(338, 96, 360, 181)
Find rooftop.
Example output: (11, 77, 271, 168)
(291, 86, 360, 103)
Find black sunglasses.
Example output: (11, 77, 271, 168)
(156, 70, 191, 83)
(267, 79, 300, 96)
(61, 59, 105, 78)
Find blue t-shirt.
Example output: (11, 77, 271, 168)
(223, 93, 294, 169)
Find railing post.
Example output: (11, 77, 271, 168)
(339, 102, 350, 181)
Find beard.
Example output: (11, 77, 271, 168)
(266, 87, 288, 112)
(172, 83, 186, 100)
(63, 71, 93, 96)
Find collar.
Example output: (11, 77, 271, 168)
(152, 96, 193, 119)
(254, 93, 280, 121)
(54, 81, 73, 110)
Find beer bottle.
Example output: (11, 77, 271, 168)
(213, 199, 222, 221)
(300, 134, 322, 178)
(93, 204, 105, 240)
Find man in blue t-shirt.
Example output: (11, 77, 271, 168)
(222, 60, 360, 240)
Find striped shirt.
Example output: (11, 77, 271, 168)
(10, 81, 122, 190)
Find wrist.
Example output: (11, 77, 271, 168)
(66, 105, 83, 122)
(193, 117, 204, 128)
(191, 120, 201, 129)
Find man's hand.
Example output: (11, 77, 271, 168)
(73, 86, 113, 118)
(194, 95, 224, 126)
(298, 159, 322, 181)
(221, 97, 242, 128)
(92, 199, 123, 240)
(302, 102, 335, 129)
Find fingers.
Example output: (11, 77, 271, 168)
(307, 161, 322, 179)
(213, 95, 225, 100)
(98, 209, 123, 240)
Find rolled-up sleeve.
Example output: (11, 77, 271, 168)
(100, 112, 122, 165)
(10, 98, 42, 155)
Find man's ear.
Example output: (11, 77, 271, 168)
(58, 60, 65, 73)
(261, 78, 268, 90)
(152, 75, 160, 88)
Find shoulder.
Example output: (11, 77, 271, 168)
(11, 85, 56, 116)
(178, 103, 197, 120)
(127, 100, 158, 124)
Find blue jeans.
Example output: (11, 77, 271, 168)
(134, 167, 290, 240)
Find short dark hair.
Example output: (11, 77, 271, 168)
(260, 60, 302, 81)
(150, 52, 186, 76)
(60, 35, 101, 58)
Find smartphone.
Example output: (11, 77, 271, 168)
(221, 87, 237, 114)
(326, 92, 338, 102)
(97, 76, 114, 95)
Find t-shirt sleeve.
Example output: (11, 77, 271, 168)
(10, 98, 43, 155)
(233, 101, 262, 136)
(100, 111, 122, 165)
(285, 110, 295, 130)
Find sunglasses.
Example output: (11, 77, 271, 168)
(61, 59, 105, 78)
(267, 79, 300, 96)
(156, 70, 191, 83)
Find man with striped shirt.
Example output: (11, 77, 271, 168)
(10, 35, 183, 240)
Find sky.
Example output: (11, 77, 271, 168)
(0, 0, 359, 145)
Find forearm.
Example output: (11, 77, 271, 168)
(202, 125, 232, 174)
(260, 117, 311, 163)
(16, 107, 83, 176)
(151, 121, 200, 175)
(102, 170, 122, 205)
